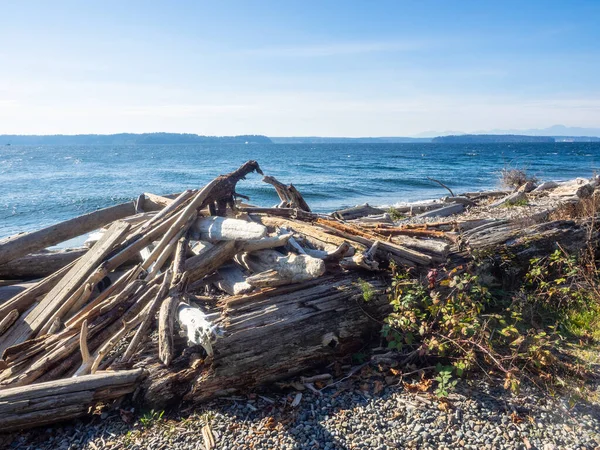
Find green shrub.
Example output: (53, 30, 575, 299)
(381, 247, 600, 393)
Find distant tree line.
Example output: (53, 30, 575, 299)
(432, 135, 555, 143)
(1, 133, 272, 145)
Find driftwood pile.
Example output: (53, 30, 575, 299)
(0, 162, 596, 432)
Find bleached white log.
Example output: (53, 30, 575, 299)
(490, 192, 527, 207)
(532, 181, 559, 192)
(350, 213, 393, 224)
(240, 250, 326, 286)
(442, 196, 475, 206)
(177, 303, 220, 356)
(215, 265, 254, 295)
(415, 203, 465, 219)
(387, 201, 442, 215)
(192, 216, 267, 241)
(550, 179, 594, 198)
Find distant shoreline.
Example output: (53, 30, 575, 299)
(2, 132, 600, 146)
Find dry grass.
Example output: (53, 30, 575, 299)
(500, 167, 538, 189)
(549, 192, 600, 222)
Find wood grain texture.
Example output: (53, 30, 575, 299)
(0, 221, 130, 355)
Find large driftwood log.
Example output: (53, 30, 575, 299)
(464, 219, 594, 259)
(455, 219, 598, 290)
(0, 369, 144, 432)
(0, 248, 88, 280)
(240, 250, 326, 287)
(142, 275, 388, 408)
(532, 181, 559, 192)
(414, 203, 464, 219)
(0, 202, 136, 266)
(192, 217, 267, 241)
(349, 213, 393, 224)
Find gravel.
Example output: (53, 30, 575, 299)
(3, 374, 599, 450)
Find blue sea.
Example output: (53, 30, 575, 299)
(1, 143, 599, 240)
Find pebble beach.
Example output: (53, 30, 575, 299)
(4, 372, 599, 450)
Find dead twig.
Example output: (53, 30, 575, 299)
(427, 177, 455, 197)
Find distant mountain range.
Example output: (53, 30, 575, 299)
(1, 133, 272, 145)
(414, 125, 600, 138)
(432, 135, 556, 144)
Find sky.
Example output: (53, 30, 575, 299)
(0, 0, 599, 137)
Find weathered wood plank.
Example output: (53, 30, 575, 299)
(0, 221, 130, 355)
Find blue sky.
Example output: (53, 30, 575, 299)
(1, 0, 599, 136)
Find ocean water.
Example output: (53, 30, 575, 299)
(1, 142, 599, 240)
